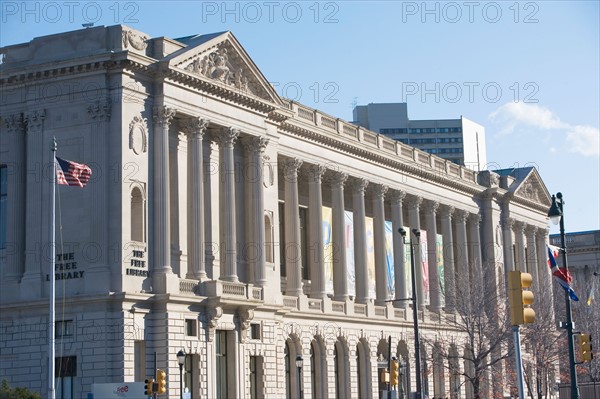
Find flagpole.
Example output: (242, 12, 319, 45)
(49, 137, 56, 399)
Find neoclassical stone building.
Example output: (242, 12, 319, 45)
(0, 25, 554, 398)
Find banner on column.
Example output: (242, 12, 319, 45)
(421, 230, 430, 305)
(365, 217, 376, 299)
(385, 221, 395, 299)
(322, 206, 334, 295)
(404, 227, 412, 299)
(345, 210, 355, 297)
(437, 233, 445, 306)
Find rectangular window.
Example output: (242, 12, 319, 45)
(216, 331, 228, 398)
(185, 319, 197, 337)
(250, 323, 261, 340)
(56, 320, 74, 338)
(184, 354, 195, 396)
(0, 165, 7, 249)
(249, 355, 264, 399)
(55, 356, 76, 399)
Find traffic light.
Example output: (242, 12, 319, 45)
(578, 333, 593, 362)
(507, 270, 536, 325)
(156, 369, 167, 395)
(144, 378, 154, 396)
(390, 358, 399, 387)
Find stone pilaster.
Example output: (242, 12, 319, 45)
(307, 164, 326, 299)
(185, 117, 210, 280)
(242, 136, 269, 286)
(283, 158, 303, 296)
(439, 205, 456, 313)
(331, 172, 349, 301)
(21, 109, 46, 300)
(372, 183, 389, 304)
(513, 220, 527, 273)
(390, 190, 407, 308)
(351, 178, 369, 303)
(454, 209, 470, 305)
(215, 127, 240, 282)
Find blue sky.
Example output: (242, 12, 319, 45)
(2, 1, 599, 233)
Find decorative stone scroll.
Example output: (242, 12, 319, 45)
(129, 116, 148, 155)
(122, 29, 148, 51)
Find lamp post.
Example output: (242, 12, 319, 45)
(547, 192, 579, 399)
(399, 228, 424, 399)
(177, 349, 186, 399)
(398, 360, 406, 399)
(296, 355, 303, 399)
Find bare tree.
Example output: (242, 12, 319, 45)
(571, 270, 600, 383)
(424, 263, 513, 399)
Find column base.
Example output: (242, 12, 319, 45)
(84, 266, 111, 294)
(153, 271, 180, 294)
(20, 272, 43, 300)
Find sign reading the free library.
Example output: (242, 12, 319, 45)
(45, 252, 84, 281)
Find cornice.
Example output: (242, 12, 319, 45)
(279, 120, 483, 196)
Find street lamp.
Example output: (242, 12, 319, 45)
(547, 192, 580, 399)
(399, 228, 424, 399)
(398, 360, 406, 399)
(177, 349, 186, 399)
(295, 355, 303, 399)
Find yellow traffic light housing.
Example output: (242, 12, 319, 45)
(144, 378, 154, 396)
(390, 358, 399, 387)
(156, 369, 167, 394)
(578, 333, 593, 363)
(508, 271, 536, 325)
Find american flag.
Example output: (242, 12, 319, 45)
(547, 244, 579, 301)
(56, 157, 92, 188)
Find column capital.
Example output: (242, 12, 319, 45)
(307, 164, 326, 183)
(390, 189, 406, 204)
(184, 117, 210, 138)
(350, 178, 369, 194)
(152, 105, 176, 128)
(454, 209, 468, 223)
(422, 200, 439, 214)
(468, 212, 481, 224)
(536, 227, 549, 239)
(242, 135, 269, 154)
(371, 183, 389, 199)
(329, 171, 348, 187)
(3, 113, 25, 133)
(282, 158, 303, 179)
(501, 217, 515, 230)
(213, 126, 240, 146)
(525, 224, 538, 237)
(439, 205, 455, 218)
(87, 99, 112, 121)
(405, 195, 423, 210)
(513, 220, 525, 233)
(24, 109, 46, 131)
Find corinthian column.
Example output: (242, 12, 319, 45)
(243, 136, 269, 286)
(351, 178, 369, 304)
(215, 127, 240, 282)
(373, 184, 389, 304)
(331, 172, 349, 301)
(439, 205, 456, 313)
(501, 217, 515, 272)
(406, 195, 425, 311)
(468, 213, 483, 286)
(525, 225, 539, 287)
(424, 200, 441, 313)
(152, 106, 178, 293)
(513, 221, 527, 273)
(308, 164, 326, 299)
(390, 190, 407, 308)
(283, 158, 303, 296)
(454, 209, 470, 304)
(185, 117, 209, 280)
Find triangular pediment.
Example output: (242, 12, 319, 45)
(513, 168, 551, 205)
(164, 31, 283, 106)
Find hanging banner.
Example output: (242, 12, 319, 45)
(385, 221, 395, 299)
(437, 233, 445, 306)
(421, 230, 430, 305)
(345, 210, 355, 297)
(322, 206, 334, 295)
(365, 217, 376, 299)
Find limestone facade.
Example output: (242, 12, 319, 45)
(0, 25, 554, 398)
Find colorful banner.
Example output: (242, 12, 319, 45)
(421, 230, 430, 305)
(345, 211, 355, 296)
(384, 221, 395, 299)
(322, 206, 334, 295)
(365, 217, 376, 299)
(437, 233, 445, 306)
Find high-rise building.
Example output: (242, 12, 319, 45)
(1, 25, 552, 399)
(353, 102, 486, 171)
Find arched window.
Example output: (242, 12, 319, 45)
(310, 343, 317, 397)
(356, 339, 371, 398)
(334, 344, 340, 398)
(433, 343, 446, 398)
(265, 212, 274, 263)
(334, 339, 349, 399)
(285, 342, 291, 399)
(131, 187, 145, 242)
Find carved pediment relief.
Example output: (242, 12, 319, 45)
(122, 29, 148, 51)
(177, 40, 273, 102)
(515, 172, 547, 203)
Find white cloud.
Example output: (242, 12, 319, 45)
(489, 103, 599, 157)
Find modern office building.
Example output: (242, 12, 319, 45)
(1, 25, 553, 398)
(353, 103, 487, 171)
